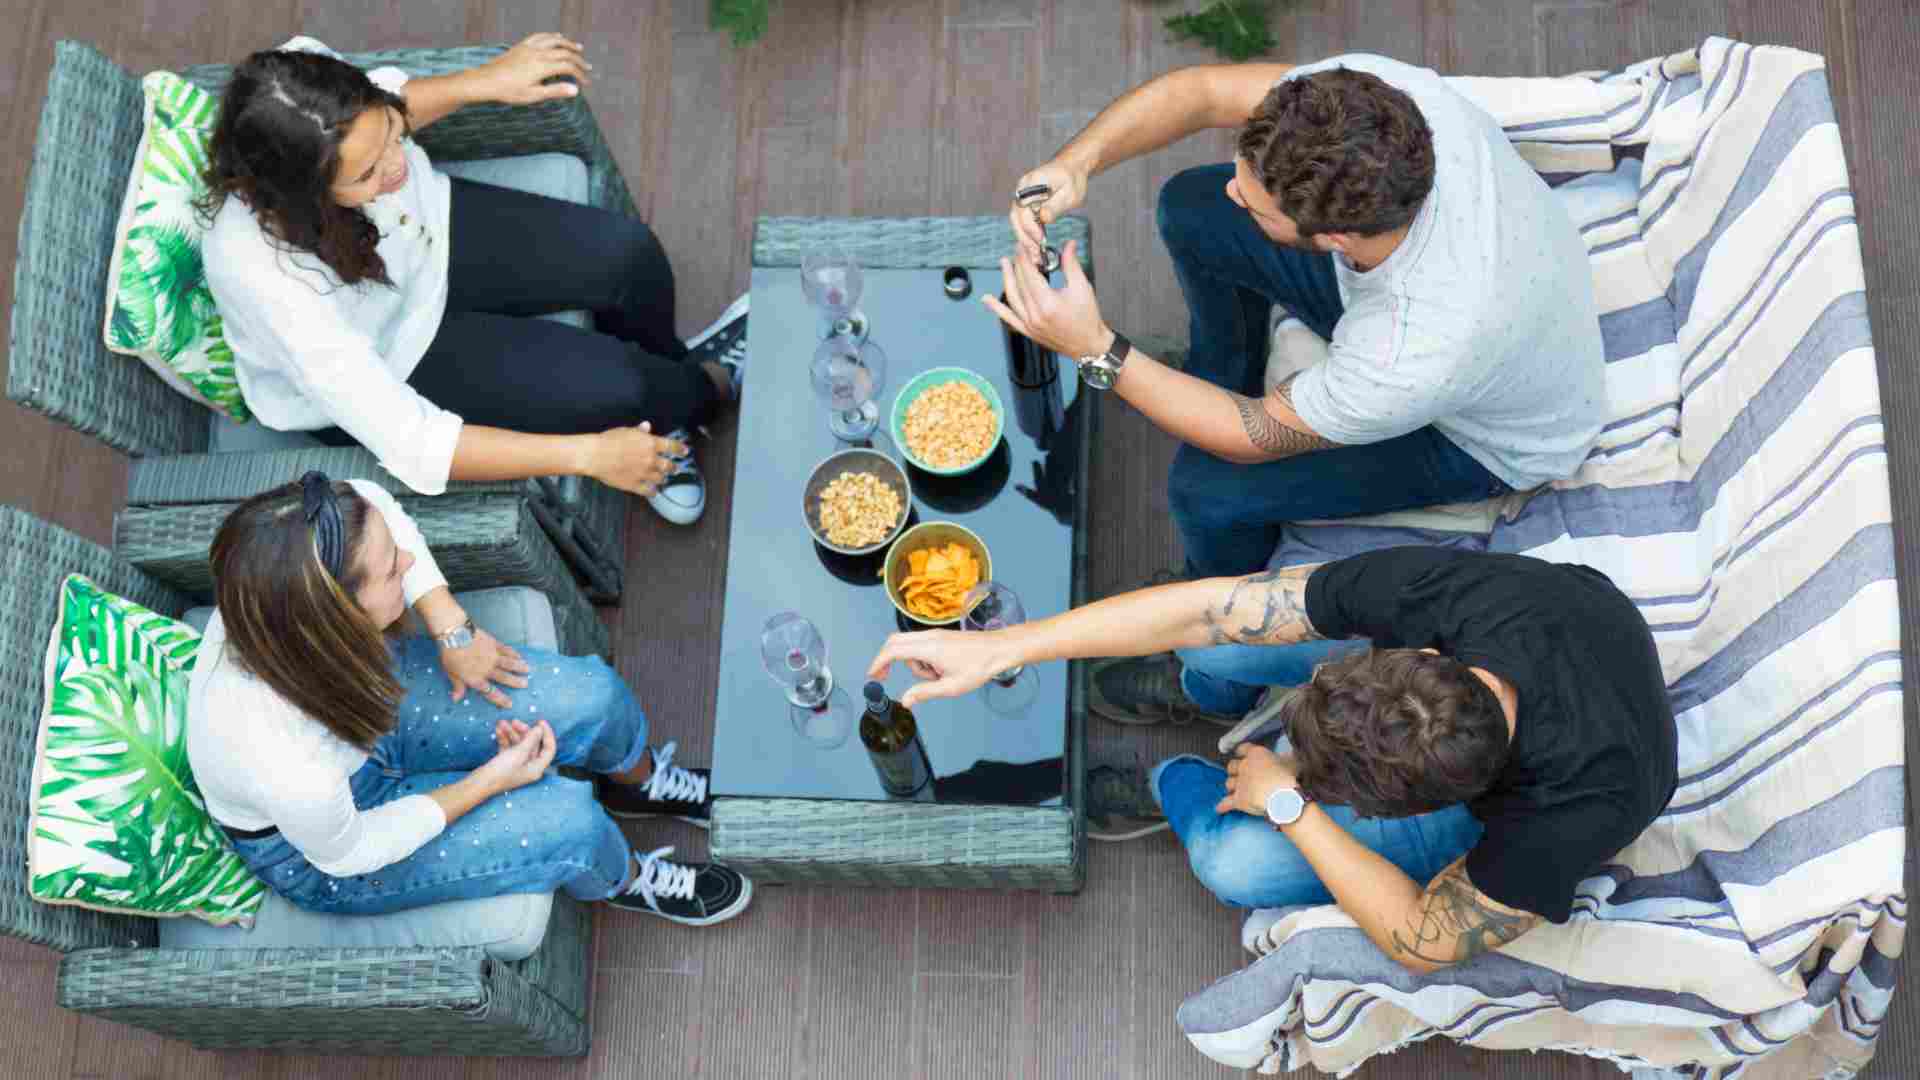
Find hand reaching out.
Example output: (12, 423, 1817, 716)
(479, 32, 592, 105)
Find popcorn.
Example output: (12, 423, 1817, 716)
(816, 471, 903, 548)
(903, 381, 998, 469)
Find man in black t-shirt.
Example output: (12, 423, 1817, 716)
(867, 548, 1678, 971)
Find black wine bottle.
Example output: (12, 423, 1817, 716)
(861, 681, 933, 798)
(1001, 295, 1065, 446)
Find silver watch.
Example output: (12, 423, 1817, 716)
(434, 618, 476, 651)
(1076, 330, 1131, 391)
(1264, 786, 1311, 828)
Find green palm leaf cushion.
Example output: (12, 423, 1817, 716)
(29, 575, 265, 925)
(102, 70, 252, 423)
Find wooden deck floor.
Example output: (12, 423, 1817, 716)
(3, 1, 1917, 1077)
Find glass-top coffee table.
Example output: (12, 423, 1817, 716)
(708, 216, 1093, 892)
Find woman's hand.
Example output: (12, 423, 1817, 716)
(583, 422, 691, 497)
(439, 628, 532, 708)
(1008, 160, 1089, 266)
(477, 32, 592, 106)
(865, 630, 1024, 709)
(472, 718, 557, 794)
(1216, 743, 1301, 818)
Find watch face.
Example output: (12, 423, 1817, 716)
(1078, 360, 1116, 390)
(1265, 787, 1306, 826)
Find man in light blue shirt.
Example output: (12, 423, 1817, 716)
(989, 55, 1605, 723)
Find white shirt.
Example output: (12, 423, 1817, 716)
(202, 37, 463, 495)
(1282, 55, 1608, 491)
(186, 481, 452, 878)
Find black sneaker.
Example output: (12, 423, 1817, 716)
(1086, 753, 1169, 842)
(603, 846, 753, 926)
(687, 292, 748, 402)
(1088, 653, 1238, 728)
(645, 431, 706, 526)
(597, 740, 712, 827)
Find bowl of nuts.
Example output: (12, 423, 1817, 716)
(890, 366, 1005, 477)
(803, 447, 914, 556)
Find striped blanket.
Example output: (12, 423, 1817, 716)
(1177, 38, 1903, 1078)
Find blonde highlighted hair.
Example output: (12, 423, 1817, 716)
(210, 480, 402, 749)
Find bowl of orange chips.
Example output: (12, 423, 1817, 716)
(884, 522, 992, 626)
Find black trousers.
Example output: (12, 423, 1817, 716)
(318, 177, 720, 446)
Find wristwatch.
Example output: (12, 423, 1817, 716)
(1264, 785, 1312, 828)
(1076, 330, 1131, 391)
(433, 618, 476, 651)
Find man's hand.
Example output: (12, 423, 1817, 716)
(477, 32, 591, 105)
(439, 627, 531, 708)
(982, 239, 1111, 359)
(1216, 741, 1300, 817)
(866, 630, 1023, 709)
(1008, 161, 1089, 265)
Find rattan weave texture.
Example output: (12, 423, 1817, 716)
(9, 42, 209, 456)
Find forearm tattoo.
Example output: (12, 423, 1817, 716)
(1228, 377, 1337, 458)
(1390, 862, 1541, 966)
(1203, 565, 1324, 646)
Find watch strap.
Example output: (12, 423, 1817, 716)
(1106, 329, 1132, 368)
(434, 618, 476, 650)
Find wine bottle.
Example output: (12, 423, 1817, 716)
(861, 681, 933, 798)
(1002, 295, 1064, 446)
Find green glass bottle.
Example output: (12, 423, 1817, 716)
(861, 681, 933, 798)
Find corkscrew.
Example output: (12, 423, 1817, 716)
(1015, 183, 1063, 275)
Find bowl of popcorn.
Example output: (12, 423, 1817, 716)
(890, 367, 1005, 476)
(803, 447, 914, 556)
(884, 522, 992, 626)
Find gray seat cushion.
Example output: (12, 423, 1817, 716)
(210, 152, 595, 448)
(170, 586, 561, 959)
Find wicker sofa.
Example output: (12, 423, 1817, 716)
(0, 504, 595, 1055)
(8, 40, 634, 602)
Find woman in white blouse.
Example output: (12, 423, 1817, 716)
(200, 34, 745, 525)
(185, 472, 753, 925)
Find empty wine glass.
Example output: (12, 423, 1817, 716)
(961, 582, 1040, 713)
(799, 245, 869, 342)
(811, 337, 888, 443)
(759, 612, 856, 747)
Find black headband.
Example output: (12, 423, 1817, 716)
(300, 470, 347, 580)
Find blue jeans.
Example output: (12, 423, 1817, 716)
(1150, 754, 1484, 909)
(1178, 638, 1370, 716)
(1157, 164, 1509, 579)
(228, 636, 648, 915)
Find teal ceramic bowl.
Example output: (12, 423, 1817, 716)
(890, 366, 1006, 476)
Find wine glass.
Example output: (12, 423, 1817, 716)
(961, 582, 1040, 713)
(799, 245, 869, 342)
(759, 612, 856, 748)
(811, 337, 888, 443)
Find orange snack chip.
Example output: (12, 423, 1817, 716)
(897, 541, 982, 621)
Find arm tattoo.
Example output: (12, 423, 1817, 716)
(1390, 861, 1541, 966)
(1228, 379, 1337, 459)
(1202, 565, 1325, 646)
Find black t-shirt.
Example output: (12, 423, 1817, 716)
(1304, 547, 1677, 923)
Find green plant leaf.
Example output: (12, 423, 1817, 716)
(711, 0, 769, 46)
(127, 221, 207, 362)
(31, 576, 265, 921)
(1165, 0, 1279, 62)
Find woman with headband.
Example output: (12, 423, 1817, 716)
(184, 473, 753, 925)
(199, 34, 747, 525)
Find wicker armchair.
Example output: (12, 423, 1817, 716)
(8, 40, 632, 601)
(0, 504, 593, 1055)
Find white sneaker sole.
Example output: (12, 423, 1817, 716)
(647, 490, 706, 525)
(687, 292, 750, 350)
(647, 875, 754, 927)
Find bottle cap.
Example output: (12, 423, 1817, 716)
(863, 681, 887, 706)
(942, 266, 971, 300)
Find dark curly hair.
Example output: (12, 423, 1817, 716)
(1237, 67, 1435, 238)
(197, 47, 410, 288)
(1286, 648, 1510, 818)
